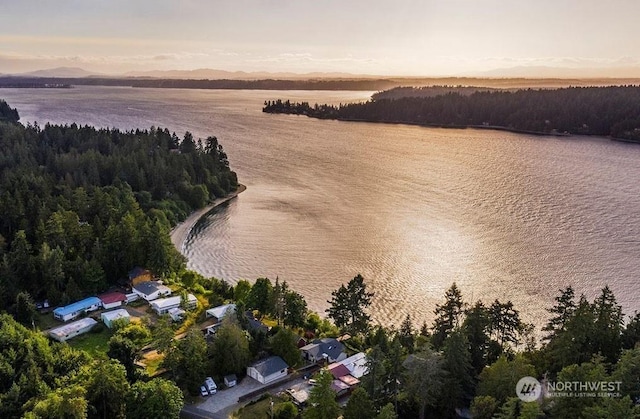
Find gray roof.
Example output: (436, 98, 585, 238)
(302, 338, 345, 361)
(133, 281, 159, 296)
(251, 356, 288, 377)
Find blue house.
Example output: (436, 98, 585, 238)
(53, 297, 102, 322)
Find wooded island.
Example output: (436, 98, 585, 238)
(263, 86, 640, 141)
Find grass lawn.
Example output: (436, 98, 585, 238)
(68, 326, 113, 358)
(141, 350, 166, 377)
(35, 312, 61, 331)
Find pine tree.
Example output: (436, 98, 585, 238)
(431, 283, 464, 349)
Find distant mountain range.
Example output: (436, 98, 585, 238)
(3, 66, 640, 89)
(122, 68, 374, 80)
(5, 66, 370, 80)
(17, 67, 103, 78)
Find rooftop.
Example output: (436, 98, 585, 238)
(133, 281, 160, 296)
(101, 309, 130, 321)
(49, 318, 97, 339)
(99, 292, 127, 305)
(53, 297, 101, 317)
(151, 294, 196, 309)
(206, 303, 236, 320)
(250, 356, 288, 377)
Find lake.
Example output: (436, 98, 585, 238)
(3, 85, 640, 332)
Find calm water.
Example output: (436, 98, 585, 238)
(3, 86, 640, 331)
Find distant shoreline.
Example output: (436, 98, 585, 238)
(334, 117, 573, 137)
(170, 184, 246, 254)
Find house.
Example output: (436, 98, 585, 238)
(125, 293, 140, 303)
(49, 318, 98, 342)
(296, 336, 307, 348)
(132, 281, 172, 301)
(328, 363, 351, 379)
(247, 356, 289, 384)
(245, 311, 269, 334)
(99, 292, 127, 310)
(128, 266, 153, 285)
(205, 303, 236, 323)
(328, 362, 360, 388)
(224, 374, 237, 388)
(168, 307, 186, 322)
(53, 297, 102, 322)
(300, 338, 347, 364)
(150, 294, 197, 315)
(331, 379, 350, 397)
(101, 309, 130, 329)
(338, 352, 368, 379)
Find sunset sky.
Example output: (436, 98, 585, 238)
(2, 0, 640, 76)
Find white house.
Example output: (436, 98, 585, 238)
(101, 309, 130, 329)
(150, 294, 197, 315)
(98, 292, 127, 310)
(132, 281, 172, 301)
(247, 356, 289, 384)
(49, 318, 98, 342)
(53, 297, 102, 322)
(205, 303, 236, 323)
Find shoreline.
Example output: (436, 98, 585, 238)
(170, 184, 247, 254)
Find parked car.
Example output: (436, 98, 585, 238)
(200, 385, 209, 397)
(205, 377, 217, 394)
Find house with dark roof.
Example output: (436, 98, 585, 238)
(132, 281, 172, 301)
(247, 356, 289, 384)
(300, 338, 347, 364)
(245, 311, 269, 334)
(128, 266, 153, 285)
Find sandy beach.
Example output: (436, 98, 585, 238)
(170, 184, 246, 254)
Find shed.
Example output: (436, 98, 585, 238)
(101, 309, 130, 329)
(168, 307, 186, 322)
(49, 318, 97, 342)
(224, 374, 237, 388)
(247, 356, 288, 384)
(53, 297, 102, 322)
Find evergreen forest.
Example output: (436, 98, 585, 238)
(263, 86, 640, 141)
(0, 100, 238, 308)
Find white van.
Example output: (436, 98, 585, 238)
(205, 377, 217, 394)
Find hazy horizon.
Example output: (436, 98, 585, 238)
(2, 1, 640, 78)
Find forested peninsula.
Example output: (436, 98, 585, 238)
(0, 99, 237, 307)
(263, 86, 640, 141)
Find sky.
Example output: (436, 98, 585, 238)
(2, 0, 640, 77)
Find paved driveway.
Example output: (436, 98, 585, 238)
(195, 375, 307, 418)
